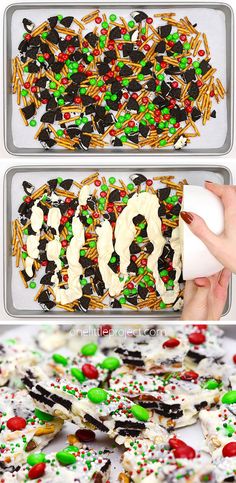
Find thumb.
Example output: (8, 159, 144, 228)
(180, 211, 222, 255)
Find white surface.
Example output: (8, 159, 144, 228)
(182, 185, 224, 279)
(0, 0, 235, 322)
(8, 4, 228, 151)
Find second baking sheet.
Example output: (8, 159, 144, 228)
(4, 164, 232, 319)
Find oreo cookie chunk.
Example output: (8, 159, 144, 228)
(0, 387, 63, 475)
(23, 374, 168, 446)
(110, 368, 223, 429)
(115, 335, 188, 372)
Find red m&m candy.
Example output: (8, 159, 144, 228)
(82, 363, 98, 379)
(174, 445, 196, 459)
(222, 442, 236, 458)
(75, 428, 96, 442)
(28, 463, 46, 479)
(180, 370, 199, 381)
(188, 332, 206, 345)
(7, 416, 26, 431)
(169, 437, 187, 449)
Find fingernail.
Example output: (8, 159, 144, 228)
(180, 211, 194, 224)
(205, 180, 213, 183)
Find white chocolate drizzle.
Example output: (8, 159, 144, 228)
(47, 207, 61, 235)
(46, 207, 62, 271)
(46, 239, 62, 271)
(94, 191, 182, 303)
(115, 191, 170, 300)
(25, 201, 44, 276)
(52, 185, 90, 305)
(25, 184, 182, 305)
(96, 220, 124, 297)
(30, 203, 44, 233)
(26, 234, 40, 260)
(167, 226, 181, 304)
(24, 255, 34, 278)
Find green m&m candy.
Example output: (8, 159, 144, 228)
(128, 20, 135, 28)
(52, 353, 68, 366)
(160, 301, 166, 309)
(81, 342, 98, 356)
(183, 42, 190, 50)
(222, 390, 236, 405)
(56, 451, 76, 466)
(127, 183, 134, 191)
(89, 241, 96, 248)
(27, 453, 46, 466)
(131, 404, 150, 421)
(101, 357, 120, 371)
(195, 68, 202, 75)
(87, 388, 107, 404)
(119, 297, 126, 304)
(160, 139, 167, 147)
(35, 408, 53, 422)
(71, 367, 86, 383)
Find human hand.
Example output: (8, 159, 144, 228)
(180, 182, 236, 273)
(181, 268, 231, 321)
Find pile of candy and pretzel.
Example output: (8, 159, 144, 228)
(11, 10, 225, 151)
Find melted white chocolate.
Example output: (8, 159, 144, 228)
(24, 256, 34, 278)
(52, 185, 90, 305)
(46, 239, 62, 270)
(93, 191, 182, 303)
(26, 234, 40, 259)
(47, 207, 61, 234)
(25, 201, 44, 275)
(114, 191, 171, 301)
(30, 203, 44, 233)
(96, 220, 124, 297)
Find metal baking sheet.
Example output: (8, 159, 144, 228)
(4, 164, 232, 319)
(4, 2, 234, 156)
